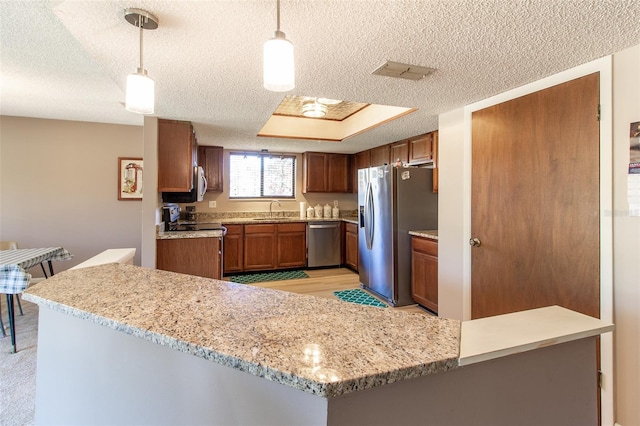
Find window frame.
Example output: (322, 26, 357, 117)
(228, 152, 296, 200)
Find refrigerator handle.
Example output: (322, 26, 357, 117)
(364, 181, 374, 250)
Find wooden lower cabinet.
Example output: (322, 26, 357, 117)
(411, 236, 438, 313)
(222, 224, 243, 273)
(244, 224, 277, 271)
(344, 222, 358, 271)
(157, 237, 222, 280)
(224, 222, 307, 273)
(276, 223, 307, 268)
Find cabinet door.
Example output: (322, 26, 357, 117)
(411, 237, 438, 313)
(276, 223, 307, 268)
(408, 133, 433, 163)
(157, 237, 221, 279)
(244, 224, 277, 271)
(327, 154, 350, 193)
(198, 145, 224, 192)
(370, 144, 391, 166)
(345, 223, 358, 271)
(158, 119, 195, 192)
(390, 140, 409, 165)
(222, 224, 243, 273)
(302, 152, 327, 193)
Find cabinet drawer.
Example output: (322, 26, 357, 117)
(244, 223, 277, 234)
(223, 224, 243, 235)
(412, 237, 438, 256)
(277, 222, 306, 233)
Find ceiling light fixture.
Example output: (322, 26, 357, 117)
(263, 0, 294, 92)
(317, 98, 342, 106)
(124, 8, 158, 114)
(302, 99, 327, 118)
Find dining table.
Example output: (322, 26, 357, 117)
(0, 247, 73, 353)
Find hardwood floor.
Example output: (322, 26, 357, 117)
(225, 267, 432, 315)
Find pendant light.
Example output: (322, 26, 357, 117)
(263, 0, 294, 92)
(124, 8, 159, 114)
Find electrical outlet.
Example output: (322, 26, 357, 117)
(209, 201, 216, 208)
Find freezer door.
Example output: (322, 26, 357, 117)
(362, 166, 395, 303)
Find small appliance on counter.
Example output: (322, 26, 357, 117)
(161, 203, 226, 235)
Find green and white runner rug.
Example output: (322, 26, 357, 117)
(228, 270, 309, 284)
(333, 288, 387, 308)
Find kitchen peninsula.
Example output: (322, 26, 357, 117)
(24, 263, 612, 425)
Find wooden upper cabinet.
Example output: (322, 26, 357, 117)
(158, 119, 195, 192)
(408, 132, 434, 164)
(354, 150, 371, 170)
(198, 145, 224, 192)
(370, 144, 391, 166)
(327, 154, 350, 192)
(390, 140, 409, 165)
(302, 152, 350, 193)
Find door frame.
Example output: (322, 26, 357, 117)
(462, 56, 613, 424)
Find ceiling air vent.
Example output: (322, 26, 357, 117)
(372, 61, 435, 81)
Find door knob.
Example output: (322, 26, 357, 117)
(469, 237, 481, 247)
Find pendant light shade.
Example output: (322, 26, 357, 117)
(124, 8, 158, 114)
(126, 70, 155, 114)
(263, 0, 294, 92)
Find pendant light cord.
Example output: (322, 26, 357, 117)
(276, 0, 281, 32)
(138, 17, 144, 71)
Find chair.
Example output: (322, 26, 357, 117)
(1, 241, 24, 338)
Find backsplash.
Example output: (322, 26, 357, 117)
(186, 210, 358, 221)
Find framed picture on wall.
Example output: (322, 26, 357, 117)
(118, 157, 143, 200)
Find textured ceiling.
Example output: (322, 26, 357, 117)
(1, 0, 639, 154)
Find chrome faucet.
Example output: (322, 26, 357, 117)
(269, 199, 281, 218)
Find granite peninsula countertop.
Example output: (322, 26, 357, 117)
(23, 263, 460, 398)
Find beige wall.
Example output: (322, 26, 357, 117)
(438, 45, 639, 425)
(612, 44, 640, 426)
(0, 116, 143, 270)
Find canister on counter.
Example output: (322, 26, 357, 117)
(323, 204, 331, 218)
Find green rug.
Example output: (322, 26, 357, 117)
(333, 289, 387, 308)
(229, 270, 309, 284)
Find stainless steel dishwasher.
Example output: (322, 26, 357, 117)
(307, 221, 341, 267)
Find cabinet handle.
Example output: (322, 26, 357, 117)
(309, 224, 339, 229)
(469, 238, 481, 247)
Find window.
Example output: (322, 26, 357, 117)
(229, 153, 296, 199)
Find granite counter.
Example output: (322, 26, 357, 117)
(24, 263, 459, 397)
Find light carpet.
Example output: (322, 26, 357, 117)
(0, 296, 37, 426)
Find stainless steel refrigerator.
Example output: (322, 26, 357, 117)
(358, 166, 438, 306)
